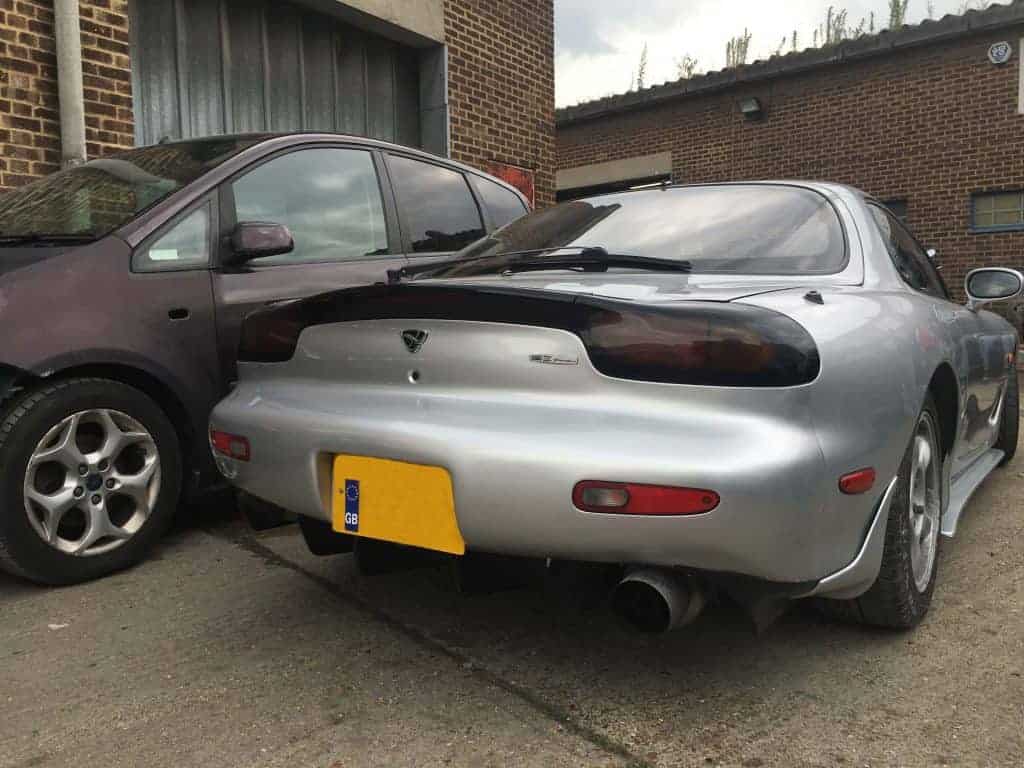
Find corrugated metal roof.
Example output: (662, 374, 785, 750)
(556, 1, 1024, 126)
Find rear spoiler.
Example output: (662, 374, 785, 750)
(238, 283, 820, 388)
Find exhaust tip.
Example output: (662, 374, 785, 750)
(612, 580, 674, 633)
(611, 568, 705, 633)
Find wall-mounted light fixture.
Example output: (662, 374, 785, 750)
(738, 96, 764, 120)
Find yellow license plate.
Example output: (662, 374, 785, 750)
(331, 455, 465, 556)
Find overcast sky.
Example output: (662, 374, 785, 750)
(555, 0, 978, 107)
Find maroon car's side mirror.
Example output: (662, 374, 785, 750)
(228, 222, 294, 264)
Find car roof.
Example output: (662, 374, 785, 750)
(571, 179, 865, 204)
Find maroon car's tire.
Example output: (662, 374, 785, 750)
(0, 378, 181, 585)
(819, 396, 943, 629)
(996, 366, 1018, 466)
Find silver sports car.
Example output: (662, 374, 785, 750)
(210, 182, 1021, 632)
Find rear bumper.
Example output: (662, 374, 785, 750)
(210, 380, 887, 587)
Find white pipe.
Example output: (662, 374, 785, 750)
(54, 0, 87, 168)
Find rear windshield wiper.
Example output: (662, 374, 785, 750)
(500, 253, 691, 275)
(0, 233, 99, 246)
(390, 246, 690, 282)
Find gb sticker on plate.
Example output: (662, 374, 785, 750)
(343, 479, 360, 533)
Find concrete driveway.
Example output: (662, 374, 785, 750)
(2, 442, 1022, 768)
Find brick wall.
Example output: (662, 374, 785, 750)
(557, 28, 1024, 309)
(444, 0, 555, 207)
(78, 0, 133, 159)
(0, 0, 132, 192)
(1, 1, 555, 204)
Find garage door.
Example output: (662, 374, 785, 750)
(130, 0, 421, 148)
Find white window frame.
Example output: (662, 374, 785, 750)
(1019, 37, 1024, 115)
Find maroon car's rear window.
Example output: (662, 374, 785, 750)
(0, 137, 261, 242)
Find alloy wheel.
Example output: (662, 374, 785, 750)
(908, 411, 941, 592)
(23, 409, 161, 557)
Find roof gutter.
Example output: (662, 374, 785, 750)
(54, 0, 87, 168)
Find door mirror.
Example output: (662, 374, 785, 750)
(965, 267, 1024, 311)
(227, 222, 294, 264)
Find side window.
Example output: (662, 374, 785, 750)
(868, 205, 947, 298)
(231, 148, 388, 265)
(388, 155, 485, 252)
(133, 203, 210, 272)
(471, 176, 529, 230)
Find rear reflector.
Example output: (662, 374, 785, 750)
(210, 430, 251, 462)
(839, 468, 876, 495)
(572, 481, 719, 516)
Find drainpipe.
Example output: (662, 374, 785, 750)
(54, 0, 87, 168)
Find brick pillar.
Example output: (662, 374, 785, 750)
(443, 0, 555, 208)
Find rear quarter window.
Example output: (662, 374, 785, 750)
(471, 176, 529, 230)
(388, 155, 485, 253)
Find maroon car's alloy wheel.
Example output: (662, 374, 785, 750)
(23, 409, 161, 556)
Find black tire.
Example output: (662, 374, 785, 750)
(819, 395, 943, 629)
(996, 366, 1019, 466)
(0, 378, 181, 585)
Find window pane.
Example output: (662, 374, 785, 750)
(232, 148, 388, 265)
(975, 195, 994, 213)
(134, 205, 209, 272)
(975, 211, 995, 228)
(870, 205, 945, 297)
(871, 205, 894, 245)
(882, 199, 908, 221)
(435, 186, 846, 277)
(994, 210, 1022, 226)
(389, 155, 485, 252)
(472, 176, 528, 229)
(991, 192, 1022, 212)
(974, 191, 1024, 229)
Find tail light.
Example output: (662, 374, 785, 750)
(238, 298, 310, 364)
(579, 300, 819, 387)
(839, 468, 875, 495)
(210, 429, 251, 462)
(573, 481, 719, 516)
(236, 284, 820, 387)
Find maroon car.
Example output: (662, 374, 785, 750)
(0, 134, 530, 585)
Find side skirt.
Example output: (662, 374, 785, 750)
(941, 448, 1005, 537)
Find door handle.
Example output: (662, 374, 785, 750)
(168, 308, 190, 321)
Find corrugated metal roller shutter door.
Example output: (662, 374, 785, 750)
(131, 0, 421, 147)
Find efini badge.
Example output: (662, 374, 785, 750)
(344, 479, 360, 532)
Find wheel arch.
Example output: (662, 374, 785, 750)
(4, 363, 196, 477)
(928, 362, 959, 460)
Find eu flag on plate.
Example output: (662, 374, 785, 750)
(344, 479, 360, 532)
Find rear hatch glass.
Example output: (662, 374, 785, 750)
(422, 184, 847, 279)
